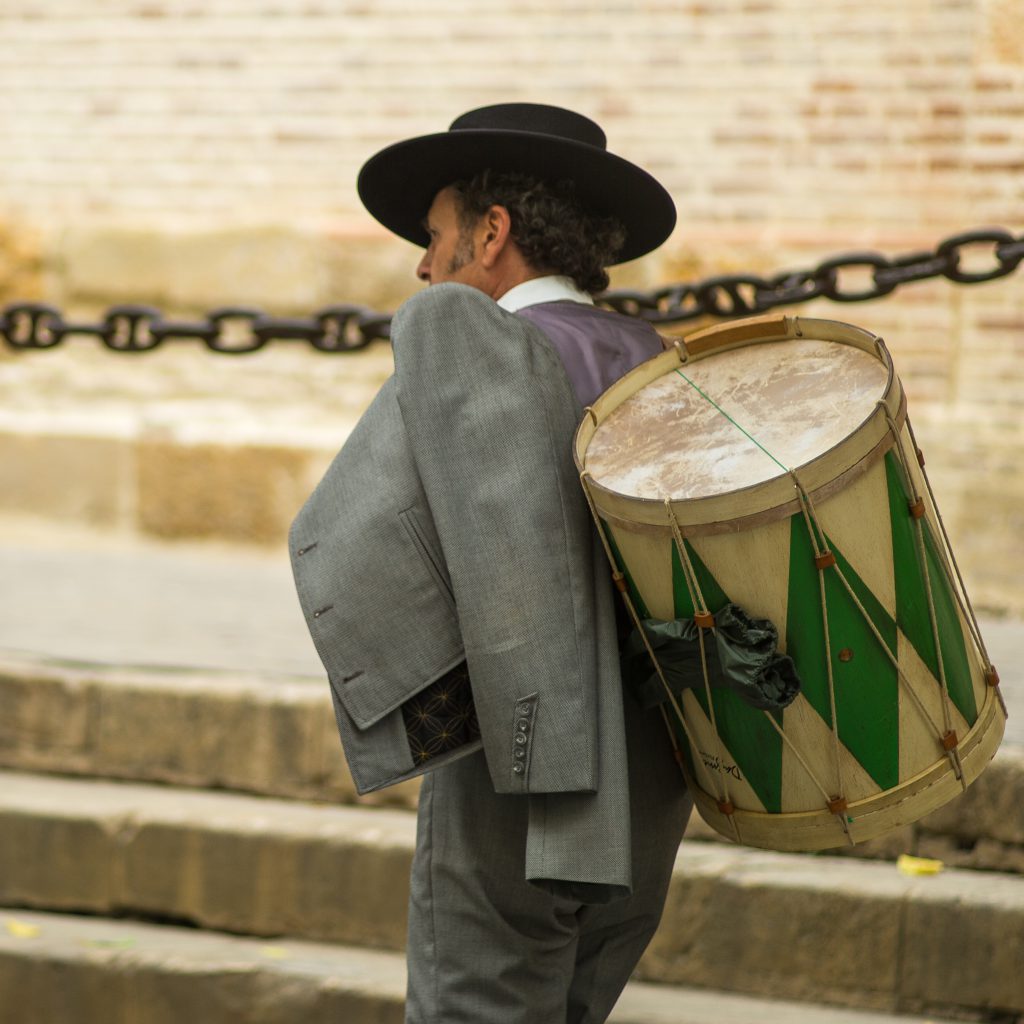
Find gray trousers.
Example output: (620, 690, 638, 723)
(405, 694, 692, 1024)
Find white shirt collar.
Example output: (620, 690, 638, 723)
(496, 275, 595, 312)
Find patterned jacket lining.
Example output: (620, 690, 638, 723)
(401, 662, 481, 764)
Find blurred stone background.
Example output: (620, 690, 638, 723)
(0, 0, 1022, 611)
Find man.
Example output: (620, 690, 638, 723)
(291, 103, 692, 1023)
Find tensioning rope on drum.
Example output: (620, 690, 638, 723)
(666, 501, 743, 836)
(901, 417, 1005, 717)
(790, 479, 854, 841)
(670, 364, 879, 834)
(881, 407, 960, 748)
(670, 359, 986, 813)
(668, 364, 859, 830)
(796, 472, 965, 782)
(579, 475, 700, 764)
(579, 468, 743, 841)
(879, 403, 974, 783)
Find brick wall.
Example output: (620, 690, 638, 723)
(0, 0, 1018, 237)
(0, 0, 1022, 611)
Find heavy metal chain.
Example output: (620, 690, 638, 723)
(0, 303, 393, 355)
(600, 226, 1024, 324)
(2, 227, 1021, 354)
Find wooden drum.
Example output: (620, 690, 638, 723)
(575, 313, 1005, 851)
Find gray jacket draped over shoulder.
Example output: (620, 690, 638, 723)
(290, 282, 663, 901)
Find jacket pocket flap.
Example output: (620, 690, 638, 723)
(329, 652, 468, 731)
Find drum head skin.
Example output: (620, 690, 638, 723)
(585, 338, 889, 502)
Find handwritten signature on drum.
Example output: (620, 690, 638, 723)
(699, 750, 743, 781)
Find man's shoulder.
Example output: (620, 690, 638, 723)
(394, 282, 503, 328)
(393, 284, 560, 366)
(391, 283, 572, 399)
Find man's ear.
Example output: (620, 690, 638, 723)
(478, 204, 513, 268)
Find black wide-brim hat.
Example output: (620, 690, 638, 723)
(357, 103, 676, 265)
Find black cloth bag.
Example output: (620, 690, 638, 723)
(620, 603, 801, 712)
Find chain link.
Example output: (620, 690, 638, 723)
(2, 226, 1020, 353)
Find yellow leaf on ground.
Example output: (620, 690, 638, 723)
(897, 854, 944, 876)
(260, 945, 291, 960)
(4, 918, 41, 939)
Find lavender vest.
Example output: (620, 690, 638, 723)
(516, 300, 663, 408)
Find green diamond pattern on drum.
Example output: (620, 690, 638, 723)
(671, 538, 728, 619)
(672, 540, 784, 814)
(885, 455, 977, 725)
(604, 525, 702, 786)
(786, 514, 900, 791)
(602, 524, 650, 619)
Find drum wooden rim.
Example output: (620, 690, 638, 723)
(574, 313, 904, 536)
(686, 684, 1006, 851)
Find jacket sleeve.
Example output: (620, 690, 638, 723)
(392, 283, 604, 795)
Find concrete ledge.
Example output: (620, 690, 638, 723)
(1, 655, 1018, 857)
(0, 772, 414, 952)
(1, 772, 1023, 1019)
(0, 657, 419, 810)
(0, 908, 971, 1024)
(639, 844, 1024, 1019)
(0, 908, 406, 1024)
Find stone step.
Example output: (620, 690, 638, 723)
(0, 654, 418, 810)
(0, 907, 979, 1024)
(1, 770, 1022, 1020)
(0, 771, 413, 952)
(3, 653, 1021, 868)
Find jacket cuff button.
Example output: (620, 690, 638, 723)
(512, 764, 525, 775)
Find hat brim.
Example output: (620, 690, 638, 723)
(357, 130, 675, 265)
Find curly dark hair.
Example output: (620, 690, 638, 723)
(449, 170, 626, 294)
